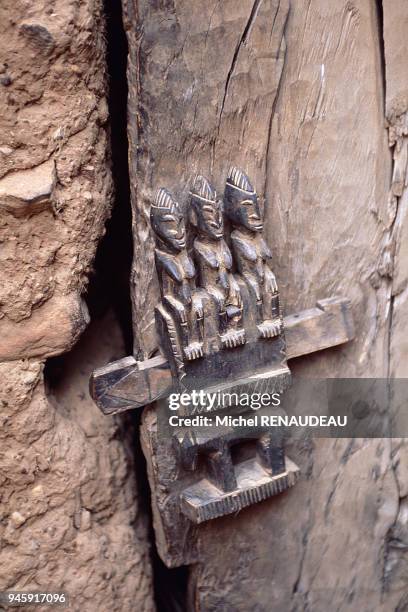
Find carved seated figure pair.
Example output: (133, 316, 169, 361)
(150, 168, 282, 365)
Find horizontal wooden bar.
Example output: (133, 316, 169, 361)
(89, 296, 354, 415)
(284, 296, 354, 360)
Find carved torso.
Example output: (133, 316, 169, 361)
(231, 229, 272, 282)
(155, 248, 196, 305)
(193, 237, 233, 295)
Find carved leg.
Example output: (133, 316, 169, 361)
(226, 272, 246, 340)
(242, 271, 280, 338)
(207, 444, 237, 492)
(257, 272, 283, 339)
(256, 300, 264, 325)
(195, 309, 204, 343)
(208, 287, 246, 349)
(242, 272, 263, 323)
(271, 292, 280, 320)
(175, 432, 237, 492)
(219, 308, 229, 336)
(163, 296, 203, 361)
(256, 432, 286, 475)
(191, 292, 205, 343)
(155, 305, 186, 380)
(208, 288, 228, 333)
(227, 274, 243, 324)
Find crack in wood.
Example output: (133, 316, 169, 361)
(217, 0, 264, 134)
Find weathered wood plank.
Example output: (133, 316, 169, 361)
(187, 1, 396, 609)
(121, 0, 401, 608)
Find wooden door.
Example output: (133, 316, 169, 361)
(122, 0, 408, 609)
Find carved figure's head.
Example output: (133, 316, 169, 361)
(224, 167, 263, 232)
(150, 188, 186, 252)
(189, 175, 224, 240)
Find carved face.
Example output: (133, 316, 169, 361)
(151, 191, 186, 252)
(192, 198, 224, 240)
(224, 187, 263, 233)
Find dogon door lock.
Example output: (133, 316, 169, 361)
(90, 168, 354, 567)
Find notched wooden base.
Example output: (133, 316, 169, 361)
(141, 402, 299, 567)
(180, 457, 299, 524)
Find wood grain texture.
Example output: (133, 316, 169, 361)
(189, 2, 400, 610)
(122, 0, 290, 358)
(122, 0, 407, 609)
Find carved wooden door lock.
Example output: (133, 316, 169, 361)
(90, 168, 354, 567)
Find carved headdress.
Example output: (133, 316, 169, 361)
(189, 175, 223, 240)
(150, 188, 185, 251)
(190, 175, 217, 204)
(151, 188, 179, 217)
(226, 167, 255, 193)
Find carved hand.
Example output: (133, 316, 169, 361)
(192, 293, 204, 319)
(264, 270, 278, 293)
(264, 268, 278, 294)
(228, 274, 242, 308)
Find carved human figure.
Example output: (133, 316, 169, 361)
(151, 188, 204, 360)
(189, 175, 246, 348)
(224, 167, 282, 338)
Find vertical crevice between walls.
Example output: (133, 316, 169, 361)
(103, 1, 190, 610)
(85, 0, 133, 351)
